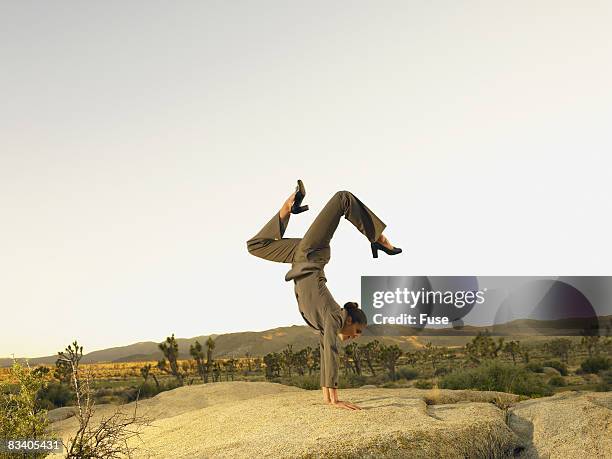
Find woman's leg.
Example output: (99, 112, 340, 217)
(246, 194, 302, 263)
(299, 190, 387, 264)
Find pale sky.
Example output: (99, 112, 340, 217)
(2, 1, 611, 357)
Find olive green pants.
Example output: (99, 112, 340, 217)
(247, 190, 387, 265)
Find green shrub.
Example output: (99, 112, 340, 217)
(525, 362, 544, 373)
(548, 375, 567, 387)
(440, 360, 552, 397)
(340, 373, 367, 388)
(1, 360, 56, 450)
(95, 387, 113, 397)
(121, 379, 185, 402)
(281, 374, 320, 390)
(136, 382, 163, 399)
(36, 381, 74, 409)
(414, 380, 434, 389)
(581, 356, 611, 374)
(397, 367, 419, 380)
(594, 369, 611, 392)
(434, 366, 451, 377)
(368, 374, 389, 386)
(542, 360, 568, 376)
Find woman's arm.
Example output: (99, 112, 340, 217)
(320, 313, 361, 410)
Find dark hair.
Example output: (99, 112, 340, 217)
(343, 302, 367, 325)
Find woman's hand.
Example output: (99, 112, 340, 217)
(331, 400, 361, 410)
(323, 387, 361, 410)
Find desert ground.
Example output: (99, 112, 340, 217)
(46, 381, 611, 459)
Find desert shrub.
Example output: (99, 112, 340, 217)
(95, 387, 113, 397)
(340, 373, 367, 388)
(120, 388, 139, 403)
(36, 381, 74, 409)
(119, 379, 184, 402)
(367, 374, 388, 386)
(281, 374, 320, 390)
(595, 369, 612, 392)
(440, 360, 552, 397)
(136, 382, 162, 399)
(581, 356, 611, 374)
(414, 380, 434, 389)
(525, 362, 544, 373)
(397, 367, 419, 380)
(434, 366, 451, 377)
(0, 360, 55, 452)
(548, 375, 567, 387)
(542, 360, 568, 376)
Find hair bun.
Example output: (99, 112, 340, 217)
(344, 301, 359, 310)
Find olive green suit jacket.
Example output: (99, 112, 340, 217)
(248, 212, 348, 388)
(247, 191, 386, 388)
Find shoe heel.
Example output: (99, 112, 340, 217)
(291, 179, 309, 214)
(371, 243, 378, 258)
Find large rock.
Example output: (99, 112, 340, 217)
(510, 390, 611, 458)
(46, 382, 611, 459)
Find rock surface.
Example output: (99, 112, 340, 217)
(509, 390, 611, 459)
(46, 382, 611, 458)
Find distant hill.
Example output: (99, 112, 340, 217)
(2, 315, 610, 367)
(0, 325, 424, 367)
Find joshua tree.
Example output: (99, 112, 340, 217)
(503, 340, 521, 365)
(158, 334, 184, 386)
(263, 352, 282, 379)
(403, 351, 419, 367)
(293, 348, 309, 376)
(244, 351, 253, 372)
(303, 346, 320, 375)
(465, 331, 505, 364)
(140, 363, 160, 389)
(253, 357, 263, 372)
(344, 342, 362, 375)
(341, 347, 353, 375)
(190, 340, 208, 383)
(224, 359, 236, 381)
(422, 342, 445, 371)
(205, 337, 216, 383)
(360, 340, 380, 376)
(520, 345, 531, 363)
(281, 345, 294, 377)
(378, 344, 403, 380)
(545, 338, 573, 363)
(581, 335, 600, 357)
(54, 341, 82, 385)
(212, 362, 221, 382)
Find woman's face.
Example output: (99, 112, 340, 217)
(338, 319, 366, 342)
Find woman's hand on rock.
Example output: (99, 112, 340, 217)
(331, 400, 361, 410)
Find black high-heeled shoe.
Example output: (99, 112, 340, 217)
(291, 179, 309, 214)
(371, 241, 402, 258)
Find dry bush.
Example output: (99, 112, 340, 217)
(58, 341, 154, 458)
